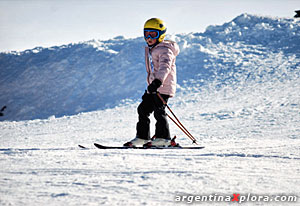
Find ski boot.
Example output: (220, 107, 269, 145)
(123, 136, 149, 147)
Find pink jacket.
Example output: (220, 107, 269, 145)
(145, 40, 180, 97)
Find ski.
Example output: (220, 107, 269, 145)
(94, 143, 204, 150)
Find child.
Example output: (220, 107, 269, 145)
(124, 18, 180, 147)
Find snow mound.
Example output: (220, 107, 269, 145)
(0, 13, 299, 121)
(204, 13, 300, 53)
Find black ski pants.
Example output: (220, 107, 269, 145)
(136, 92, 170, 140)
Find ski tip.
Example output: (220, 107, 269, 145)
(94, 143, 107, 149)
(78, 145, 87, 149)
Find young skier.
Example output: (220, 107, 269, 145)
(124, 18, 180, 147)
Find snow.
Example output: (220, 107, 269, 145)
(0, 14, 300, 205)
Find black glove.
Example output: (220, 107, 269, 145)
(147, 79, 162, 93)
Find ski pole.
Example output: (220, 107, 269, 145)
(157, 93, 198, 144)
(165, 113, 197, 144)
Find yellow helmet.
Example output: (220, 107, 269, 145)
(144, 18, 167, 42)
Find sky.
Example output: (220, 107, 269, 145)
(0, 0, 299, 52)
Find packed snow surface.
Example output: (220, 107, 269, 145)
(0, 14, 300, 205)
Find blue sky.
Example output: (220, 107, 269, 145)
(0, 0, 299, 52)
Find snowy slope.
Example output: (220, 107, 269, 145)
(0, 13, 299, 121)
(0, 14, 300, 206)
(0, 37, 146, 120)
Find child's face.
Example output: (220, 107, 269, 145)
(146, 38, 157, 46)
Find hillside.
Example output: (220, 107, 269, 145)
(0, 13, 299, 121)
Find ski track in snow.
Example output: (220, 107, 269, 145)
(1, 14, 300, 205)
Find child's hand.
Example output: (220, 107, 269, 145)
(147, 79, 162, 93)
